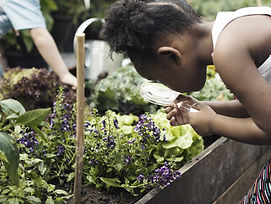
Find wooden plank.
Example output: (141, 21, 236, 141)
(213, 149, 271, 204)
(136, 137, 271, 204)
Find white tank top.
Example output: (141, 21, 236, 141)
(212, 7, 271, 84)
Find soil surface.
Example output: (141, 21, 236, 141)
(67, 186, 145, 204)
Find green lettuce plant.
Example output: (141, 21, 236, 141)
(89, 65, 158, 115)
(150, 110, 204, 169)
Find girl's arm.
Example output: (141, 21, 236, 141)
(203, 100, 249, 118)
(210, 114, 271, 145)
(212, 15, 271, 142)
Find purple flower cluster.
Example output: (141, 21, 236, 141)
(102, 135, 116, 149)
(49, 102, 75, 133)
(127, 138, 136, 144)
(134, 114, 161, 143)
(18, 131, 39, 152)
(124, 155, 132, 164)
(137, 174, 145, 182)
(113, 119, 119, 129)
(61, 113, 71, 131)
(56, 145, 65, 156)
(151, 162, 181, 187)
(101, 120, 106, 130)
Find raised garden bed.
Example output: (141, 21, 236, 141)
(136, 136, 271, 204)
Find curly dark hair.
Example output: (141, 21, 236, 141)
(100, 0, 201, 57)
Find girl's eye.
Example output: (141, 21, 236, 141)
(170, 53, 178, 63)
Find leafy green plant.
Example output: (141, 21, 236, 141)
(89, 65, 159, 115)
(83, 109, 184, 195)
(0, 68, 76, 110)
(0, 94, 73, 202)
(0, 152, 71, 204)
(0, 98, 50, 187)
(0, 87, 204, 201)
(151, 110, 204, 170)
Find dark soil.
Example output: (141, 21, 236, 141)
(67, 186, 145, 204)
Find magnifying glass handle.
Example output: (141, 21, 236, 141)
(177, 102, 199, 112)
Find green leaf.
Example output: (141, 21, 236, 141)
(1, 189, 10, 195)
(26, 196, 41, 204)
(8, 198, 20, 204)
(67, 172, 75, 183)
(38, 162, 47, 175)
(0, 195, 7, 202)
(47, 184, 55, 192)
(100, 177, 121, 190)
(162, 139, 178, 149)
(45, 196, 54, 204)
(0, 99, 25, 118)
(24, 187, 35, 193)
(25, 158, 42, 167)
(0, 132, 19, 186)
(175, 131, 194, 149)
(153, 151, 164, 163)
(54, 189, 68, 195)
(171, 156, 184, 162)
(86, 175, 96, 185)
(16, 108, 51, 127)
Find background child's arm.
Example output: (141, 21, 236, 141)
(30, 28, 77, 88)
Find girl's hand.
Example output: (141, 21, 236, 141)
(165, 94, 198, 126)
(165, 94, 217, 136)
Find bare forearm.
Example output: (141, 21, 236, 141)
(210, 114, 271, 145)
(203, 100, 249, 118)
(30, 28, 77, 88)
(30, 28, 70, 77)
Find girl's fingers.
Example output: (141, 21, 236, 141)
(166, 108, 178, 120)
(170, 117, 179, 126)
(192, 103, 201, 110)
(165, 106, 174, 114)
(178, 105, 189, 124)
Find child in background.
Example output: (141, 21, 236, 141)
(100, 0, 271, 202)
(0, 0, 77, 89)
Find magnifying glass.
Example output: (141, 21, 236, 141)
(140, 81, 198, 112)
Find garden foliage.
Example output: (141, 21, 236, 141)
(0, 68, 76, 110)
(0, 88, 203, 202)
(89, 65, 159, 115)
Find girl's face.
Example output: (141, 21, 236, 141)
(133, 53, 207, 93)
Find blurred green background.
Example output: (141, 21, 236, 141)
(189, 0, 271, 20)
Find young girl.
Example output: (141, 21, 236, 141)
(101, 0, 271, 202)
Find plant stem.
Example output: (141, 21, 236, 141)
(33, 126, 47, 142)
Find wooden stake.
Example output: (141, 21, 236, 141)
(256, 0, 262, 6)
(73, 33, 85, 204)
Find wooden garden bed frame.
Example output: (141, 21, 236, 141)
(136, 136, 271, 204)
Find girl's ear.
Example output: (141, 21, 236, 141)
(157, 47, 182, 65)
